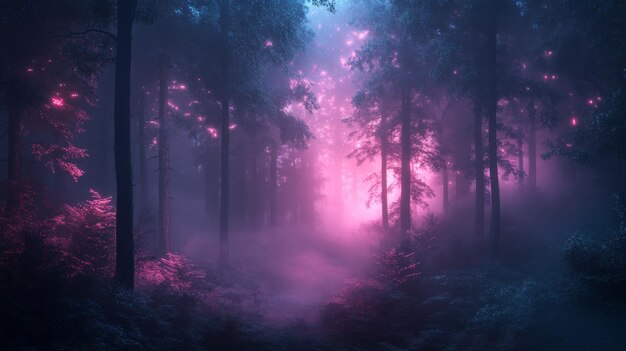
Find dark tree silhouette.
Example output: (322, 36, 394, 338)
(113, 0, 137, 289)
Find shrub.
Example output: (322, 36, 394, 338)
(49, 189, 116, 277)
(136, 253, 207, 295)
(564, 194, 626, 299)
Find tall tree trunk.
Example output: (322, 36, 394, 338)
(473, 103, 485, 241)
(114, 0, 136, 290)
(6, 101, 22, 213)
(137, 86, 148, 213)
(249, 135, 260, 229)
(219, 92, 230, 265)
(157, 56, 170, 256)
(300, 152, 315, 225)
(443, 160, 449, 215)
(380, 132, 389, 231)
(269, 141, 278, 227)
(487, 4, 500, 260)
(218, 0, 231, 266)
(517, 132, 524, 191)
(528, 100, 537, 193)
(204, 141, 219, 232)
(454, 127, 472, 199)
(332, 128, 343, 215)
(352, 170, 358, 202)
(400, 86, 411, 237)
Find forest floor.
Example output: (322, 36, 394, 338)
(182, 225, 379, 324)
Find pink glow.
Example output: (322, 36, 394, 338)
(167, 101, 180, 111)
(229, 124, 237, 130)
(207, 127, 218, 138)
(197, 116, 205, 123)
(571, 117, 577, 126)
(26, 68, 34, 73)
(51, 97, 64, 107)
(264, 40, 273, 48)
(357, 30, 369, 40)
(70, 93, 79, 98)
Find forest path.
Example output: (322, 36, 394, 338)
(227, 227, 377, 323)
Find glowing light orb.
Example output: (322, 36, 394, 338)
(264, 40, 273, 48)
(207, 127, 218, 138)
(51, 97, 64, 107)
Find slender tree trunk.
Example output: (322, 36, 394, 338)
(380, 133, 389, 231)
(219, 92, 230, 265)
(352, 170, 358, 202)
(517, 132, 524, 191)
(157, 56, 170, 256)
(269, 141, 278, 227)
(455, 129, 472, 199)
(400, 86, 411, 237)
(114, 0, 136, 290)
(218, 0, 231, 266)
(332, 128, 343, 215)
(137, 87, 148, 213)
(487, 4, 501, 260)
(443, 160, 449, 215)
(6, 102, 22, 213)
(473, 103, 485, 241)
(301, 152, 315, 225)
(528, 100, 537, 193)
(249, 135, 260, 229)
(204, 141, 219, 232)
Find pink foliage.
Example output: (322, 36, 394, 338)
(31, 143, 88, 181)
(136, 253, 206, 294)
(375, 248, 421, 287)
(49, 190, 115, 276)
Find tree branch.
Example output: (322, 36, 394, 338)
(51, 29, 117, 41)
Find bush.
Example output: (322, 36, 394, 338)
(321, 248, 420, 345)
(564, 233, 626, 298)
(564, 194, 626, 299)
(49, 189, 116, 277)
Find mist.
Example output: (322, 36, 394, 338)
(1, 0, 625, 350)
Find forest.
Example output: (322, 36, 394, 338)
(0, 0, 625, 350)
